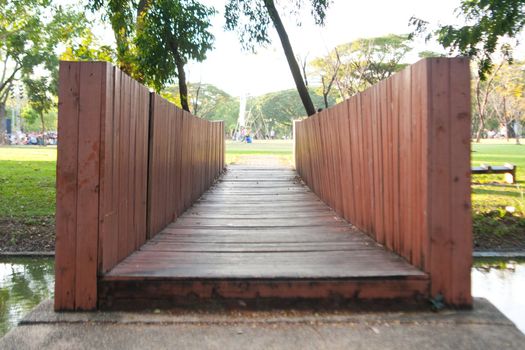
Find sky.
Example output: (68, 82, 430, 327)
(92, 0, 525, 97)
(183, 0, 469, 96)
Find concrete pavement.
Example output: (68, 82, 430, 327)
(1, 298, 523, 349)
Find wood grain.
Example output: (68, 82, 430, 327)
(293, 58, 472, 307)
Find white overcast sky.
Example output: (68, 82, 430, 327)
(92, 0, 525, 96)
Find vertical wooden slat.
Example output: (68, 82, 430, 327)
(74, 62, 103, 310)
(428, 58, 452, 300)
(448, 58, 472, 306)
(99, 63, 115, 273)
(117, 73, 129, 261)
(55, 62, 80, 310)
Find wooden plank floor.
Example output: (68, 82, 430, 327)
(100, 164, 429, 309)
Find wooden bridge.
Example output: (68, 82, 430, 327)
(55, 58, 472, 311)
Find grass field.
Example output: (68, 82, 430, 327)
(0, 146, 56, 218)
(0, 139, 523, 251)
(225, 139, 293, 165)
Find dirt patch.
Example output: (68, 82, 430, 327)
(0, 216, 55, 252)
(0, 211, 524, 253)
(473, 212, 525, 251)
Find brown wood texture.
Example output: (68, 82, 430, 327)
(147, 97, 224, 238)
(293, 58, 472, 307)
(56, 61, 224, 310)
(102, 166, 428, 308)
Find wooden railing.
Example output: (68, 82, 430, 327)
(294, 58, 472, 307)
(147, 95, 224, 236)
(55, 62, 224, 311)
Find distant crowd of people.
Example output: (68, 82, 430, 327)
(232, 128, 285, 143)
(3, 131, 58, 145)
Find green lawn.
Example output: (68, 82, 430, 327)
(0, 146, 56, 218)
(470, 141, 525, 246)
(471, 141, 524, 215)
(225, 139, 293, 164)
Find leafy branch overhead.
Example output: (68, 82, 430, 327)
(224, 0, 331, 116)
(90, 0, 215, 112)
(0, 0, 87, 141)
(410, 0, 525, 79)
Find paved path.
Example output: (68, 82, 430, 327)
(1, 298, 524, 349)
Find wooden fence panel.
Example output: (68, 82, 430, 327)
(294, 58, 472, 307)
(56, 62, 224, 310)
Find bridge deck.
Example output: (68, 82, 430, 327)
(99, 165, 429, 309)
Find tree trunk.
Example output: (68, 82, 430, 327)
(171, 46, 190, 112)
(40, 111, 47, 146)
(516, 120, 521, 145)
(264, 0, 316, 116)
(0, 103, 6, 145)
(475, 117, 484, 143)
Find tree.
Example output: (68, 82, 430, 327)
(489, 62, 525, 144)
(135, 0, 215, 111)
(410, 0, 525, 79)
(472, 61, 503, 142)
(162, 83, 240, 132)
(246, 88, 330, 138)
(309, 34, 411, 102)
(310, 49, 340, 108)
(60, 29, 116, 62)
(224, 0, 331, 116)
(90, 0, 215, 112)
(0, 0, 86, 143)
(23, 76, 56, 143)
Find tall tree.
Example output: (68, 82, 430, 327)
(0, 0, 86, 143)
(246, 88, 330, 137)
(489, 61, 525, 144)
(410, 0, 525, 79)
(472, 61, 503, 142)
(90, 0, 215, 112)
(224, 0, 331, 116)
(309, 34, 411, 102)
(135, 0, 215, 111)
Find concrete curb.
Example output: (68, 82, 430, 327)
(0, 251, 54, 257)
(473, 251, 525, 258)
(2, 298, 524, 350)
(2, 251, 525, 259)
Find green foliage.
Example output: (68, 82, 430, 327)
(0, 0, 87, 138)
(60, 29, 115, 62)
(88, 0, 136, 74)
(21, 107, 57, 132)
(90, 0, 215, 110)
(417, 50, 446, 58)
(135, 0, 215, 92)
(0, 146, 57, 218)
(246, 89, 329, 137)
(163, 83, 239, 131)
(410, 0, 525, 79)
(224, 0, 330, 116)
(310, 34, 412, 101)
(224, 0, 330, 51)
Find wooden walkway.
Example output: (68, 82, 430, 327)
(99, 165, 429, 309)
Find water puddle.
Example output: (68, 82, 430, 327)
(472, 259, 525, 334)
(0, 257, 54, 337)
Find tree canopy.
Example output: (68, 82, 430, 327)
(0, 0, 86, 140)
(410, 0, 525, 79)
(90, 0, 215, 111)
(309, 34, 412, 102)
